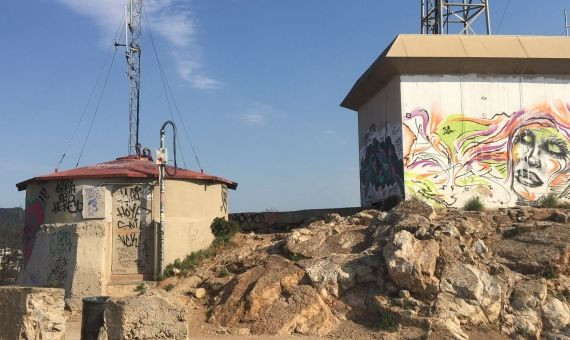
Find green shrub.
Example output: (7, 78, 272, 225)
(218, 267, 230, 278)
(211, 217, 240, 246)
(134, 283, 146, 295)
(541, 267, 559, 280)
(287, 252, 304, 262)
(162, 248, 217, 279)
(463, 197, 484, 211)
(376, 310, 397, 332)
(541, 194, 559, 208)
(164, 283, 175, 292)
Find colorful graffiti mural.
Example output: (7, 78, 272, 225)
(23, 187, 49, 266)
(403, 102, 570, 207)
(360, 123, 404, 206)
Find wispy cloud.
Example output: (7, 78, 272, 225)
(54, 0, 220, 89)
(238, 103, 285, 126)
(174, 53, 222, 89)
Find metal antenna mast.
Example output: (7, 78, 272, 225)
(421, 0, 491, 35)
(564, 10, 570, 36)
(124, 0, 143, 155)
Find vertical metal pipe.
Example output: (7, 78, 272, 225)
(158, 131, 165, 276)
(564, 10, 570, 36)
(438, 0, 443, 34)
(421, 0, 424, 34)
(485, 0, 492, 35)
(463, 0, 468, 34)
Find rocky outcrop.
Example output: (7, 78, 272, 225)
(0, 287, 67, 340)
(383, 231, 440, 298)
(208, 255, 338, 336)
(170, 202, 570, 339)
(250, 284, 338, 336)
(435, 263, 502, 325)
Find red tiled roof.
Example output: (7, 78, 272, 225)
(16, 156, 237, 191)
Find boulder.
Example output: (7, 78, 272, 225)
(250, 285, 339, 336)
(103, 291, 188, 340)
(492, 224, 570, 275)
(383, 231, 440, 298)
(502, 279, 548, 339)
(392, 214, 431, 234)
(285, 226, 369, 259)
(346, 209, 384, 226)
(542, 297, 570, 331)
(209, 255, 338, 336)
(387, 199, 435, 222)
(299, 252, 381, 298)
(209, 255, 304, 325)
(510, 280, 547, 311)
(471, 239, 488, 256)
(428, 317, 469, 340)
(435, 263, 502, 325)
(0, 287, 67, 340)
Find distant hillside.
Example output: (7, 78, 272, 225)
(0, 208, 24, 235)
(0, 208, 23, 284)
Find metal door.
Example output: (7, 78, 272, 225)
(111, 184, 154, 275)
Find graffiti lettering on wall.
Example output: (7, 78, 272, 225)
(118, 233, 139, 247)
(47, 256, 68, 283)
(47, 230, 72, 286)
(229, 213, 265, 230)
(220, 185, 228, 213)
(403, 102, 570, 207)
(23, 187, 49, 266)
(51, 180, 82, 214)
(112, 185, 153, 274)
(49, 230, 72, 255)
(83, 186, 105, 219)
(360, 124, 404, 206)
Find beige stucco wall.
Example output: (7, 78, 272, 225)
(18, 176, 228, 305)
(162, 179, 227, 265)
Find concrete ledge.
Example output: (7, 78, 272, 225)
(229, 207, 364, 233)
(0, 286, 66, 340)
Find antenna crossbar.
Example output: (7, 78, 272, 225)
(421, 0, 491, 35)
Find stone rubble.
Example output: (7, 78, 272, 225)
(136, 199, 570, 339)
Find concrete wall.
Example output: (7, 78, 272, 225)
(18, 177, 227, 305)
(358, 77, 404, 207)
(18, 179, 111, 308)
(400, 74, 570, 207)
(162, 180, 227, 265)
(229, 207, 364, 233)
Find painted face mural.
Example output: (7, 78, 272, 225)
(510, 123, 570, 202)
(401, 103, 570, 207)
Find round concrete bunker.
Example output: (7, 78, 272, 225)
(15, 156, 237, 307)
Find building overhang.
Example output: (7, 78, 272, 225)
(16, 156, 238, 191)
(341, 34, 570, 111)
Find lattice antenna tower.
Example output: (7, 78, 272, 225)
(124, 0, 143, 155)
(421, 0, 492, 35)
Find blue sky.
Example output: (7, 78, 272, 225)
(1, 0, 569, 212)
